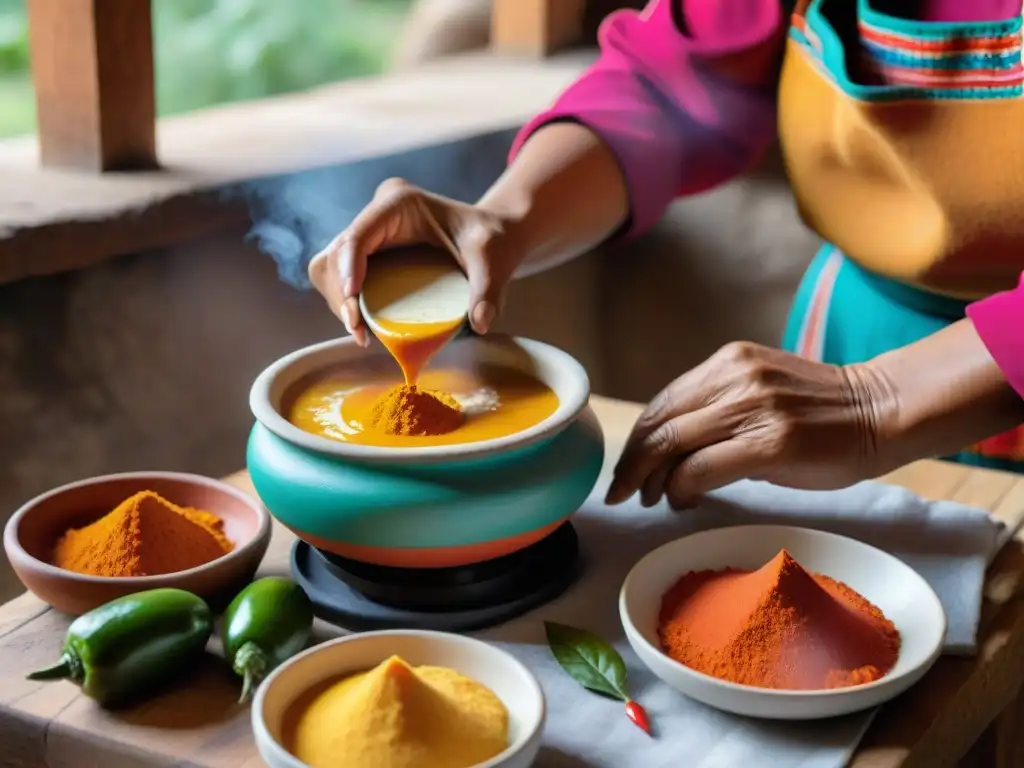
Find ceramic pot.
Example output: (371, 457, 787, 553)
(247, 335, 604, 568)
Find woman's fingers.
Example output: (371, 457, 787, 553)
(639, 457, 676, 508)
(439, 209, 509, 335)
(606, 364, 721, 506)
(615, 362, 718, 464)
(308, 178, 443, 344)
(340, 179, 425, 295)
(606, 407, 727, 505)
(307, 251, 345, 319)
(307, 176, 518, 343)
(308, 243, 370, 345)
(454, 224, 501, 335)
(307, 177, 517, 340)
(663, 439, 757, 509)
(330, 196, 401, 303)
(341, 296, 369, 347)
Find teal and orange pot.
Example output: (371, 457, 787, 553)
(247, 335, 604, 569)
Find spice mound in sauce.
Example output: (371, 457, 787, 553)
(368, 383, 464, 437)
(658, 549, 901, 690)
(288, 365, 559, 448)
(52, 491, 234, 577)
(284, 655, 509, 768)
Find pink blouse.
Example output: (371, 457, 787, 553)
(508, 0, 1024, 398)
(967, 276, 1024, 398)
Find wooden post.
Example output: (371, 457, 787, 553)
(491, 0, 588, 57)
(26, 0, 158, 172)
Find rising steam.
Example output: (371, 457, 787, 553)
(244, 130, 517, 289)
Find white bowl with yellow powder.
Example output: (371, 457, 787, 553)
(252, 630, 545, 768)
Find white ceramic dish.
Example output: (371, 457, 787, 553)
(620, 525, 946, 720)
(359, 245, 470, 329)
(253, 630, 545, 768)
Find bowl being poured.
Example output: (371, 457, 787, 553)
(358, 246, 470, 385)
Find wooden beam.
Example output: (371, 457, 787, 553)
(26, 0, 157, 172)
(491, 0, 588, 57)
(0, 52, 593, 285)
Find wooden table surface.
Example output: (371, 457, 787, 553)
(2, 395, 1024, 768)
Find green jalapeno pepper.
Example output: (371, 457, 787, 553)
(221, 577, 313, 703)
(28, 588, 213, 707)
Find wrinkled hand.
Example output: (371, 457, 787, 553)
(606, 342, 895, 509)
(307, 178, 519, 346)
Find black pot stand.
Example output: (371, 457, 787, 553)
(291, 522, 582, 632)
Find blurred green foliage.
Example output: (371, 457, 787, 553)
(0, 0, 412, 138)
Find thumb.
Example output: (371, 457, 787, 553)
(460, 242, 508, 336)
(469, 294, 500, 336)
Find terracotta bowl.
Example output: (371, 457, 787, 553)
(4, 472, 272, 616)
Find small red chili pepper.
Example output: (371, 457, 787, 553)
(625, 699, 651, 736)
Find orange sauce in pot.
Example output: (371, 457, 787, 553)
(287, 364, 558, 448)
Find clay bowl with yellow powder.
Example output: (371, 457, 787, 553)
(247, 334, 602, 569)
(252, 629, 544, 768)
(4, 472, 271, 615)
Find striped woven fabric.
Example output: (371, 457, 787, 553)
(859, 17, 1024, 92)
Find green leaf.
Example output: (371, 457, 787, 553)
(544, 621, 629, 701)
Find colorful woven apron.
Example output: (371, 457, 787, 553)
(776, 0, 1024, 473)
(783, 246, 1024, 472)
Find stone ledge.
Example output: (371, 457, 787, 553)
(0, 51, 592, 285)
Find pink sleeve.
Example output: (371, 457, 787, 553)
(967, 274, 1024, 398)
(508, 0, 788, 237)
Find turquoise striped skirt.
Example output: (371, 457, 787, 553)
(783, 245, 1024, 473)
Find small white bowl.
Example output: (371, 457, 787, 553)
(252, 630, 545, 768)
(619, 525, 946, 720)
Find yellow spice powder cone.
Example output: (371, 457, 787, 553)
(290, 655, 508, 768)
(52, 491, 233, 577)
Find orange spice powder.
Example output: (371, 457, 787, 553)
(657, 550, 901, 690)
(52, 491, 234, 577)
(367, 384, 463, 437)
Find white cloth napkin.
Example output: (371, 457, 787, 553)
(476, 478, 1011, 768)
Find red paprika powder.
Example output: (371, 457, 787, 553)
(657, 550, 901, 690)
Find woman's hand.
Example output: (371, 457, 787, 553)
(606, 342, 897, 509)
(307, 178, 521, 347)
